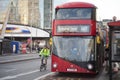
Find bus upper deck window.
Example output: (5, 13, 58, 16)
(76, 9, 91, 19)
(56, 8, 95, 20)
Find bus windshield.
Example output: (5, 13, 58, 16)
(52, 36, 95, 62)
(56, 8, 93, 20)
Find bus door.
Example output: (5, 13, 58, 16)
(108, 21, 120, 80)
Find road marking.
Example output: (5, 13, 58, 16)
(0, 76, 17, 80)
(0, 69, 39, 80)
(5, 69, 16, 72)
(34, 72, 54, 80)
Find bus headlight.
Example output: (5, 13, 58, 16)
(53, 63, 58, 68)
(87, 64, 93, 70)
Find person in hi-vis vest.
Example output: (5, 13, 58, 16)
(39, 46, 50, 65)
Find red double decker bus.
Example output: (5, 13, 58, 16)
(51, 2, 104, 74)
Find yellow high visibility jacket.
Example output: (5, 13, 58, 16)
(39, 48, 50, 56)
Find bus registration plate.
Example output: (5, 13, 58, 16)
(67, 68, 77, 72)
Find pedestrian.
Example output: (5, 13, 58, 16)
(37, 47, 40, 53)
(39, 46, 50, 65)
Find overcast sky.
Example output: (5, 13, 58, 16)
(54, 0, 120, 21)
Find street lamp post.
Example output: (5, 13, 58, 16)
(30, 1, 35, 53)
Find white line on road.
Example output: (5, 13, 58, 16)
(0, 69, 40, 80)
(5, 69, 16, 72)
(34, 72, 54, 80)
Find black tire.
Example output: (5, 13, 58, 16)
(44, 65, 47, 70)
(40, 65, 43, 71)
(40, 64, 46, 71)
(39, 64, 41, 71)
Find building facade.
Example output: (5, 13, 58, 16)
(28, 0, 40, 28)
(0, 0, 54, 30)
(0, 0, 40, 28)
(18, 0, 29, 25)
(9, 0, 20, 23)
(44, 0, 53, 30)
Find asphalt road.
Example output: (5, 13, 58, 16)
(1, 55, 120, 80)
(40, 69, 109, 80)
(0, 58, 51, 80)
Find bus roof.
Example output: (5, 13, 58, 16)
(56, 2, 96, 9)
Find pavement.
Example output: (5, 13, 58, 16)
(0, 53, 40, 64)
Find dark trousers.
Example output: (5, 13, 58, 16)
(41, 55, 47, 65)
